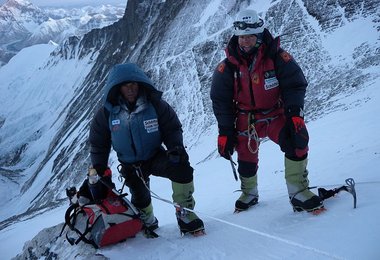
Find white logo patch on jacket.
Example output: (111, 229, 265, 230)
(264, 70, 279, 90)
(144, 119, 159, 133)
(112, 119, 120, 125)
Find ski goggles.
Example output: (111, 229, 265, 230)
(233, 19, 264, 30)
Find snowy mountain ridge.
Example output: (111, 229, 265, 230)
(0, 0, 125, 66)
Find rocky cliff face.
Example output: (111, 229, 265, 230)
(0, 0, 379, 233)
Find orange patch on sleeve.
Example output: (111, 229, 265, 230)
(252, 73, 260, 84)
(217, 62, 226, 73)
(280, 51, 292, 62)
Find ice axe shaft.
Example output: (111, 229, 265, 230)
(229, 154, 238, 181)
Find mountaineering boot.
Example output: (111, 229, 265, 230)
(235, 175, 259, 212)
(139, 203, 159, 230)
(285, 157, 323, 212)
(172, 181, 205, 235)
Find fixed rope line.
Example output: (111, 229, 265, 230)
(124, 166, 345, 259)
(147, 186, 343, 259)
(185, 207, 343, 259)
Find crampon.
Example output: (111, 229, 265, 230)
(180, 227, 206, 237)
(234, 197, 258, 213)
(292, 203, 326, 215)
(309, 207, 327, 215)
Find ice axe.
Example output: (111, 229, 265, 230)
(318, 178, 357, 208)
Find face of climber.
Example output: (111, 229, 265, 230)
(238, 34, 258, 53)
(120, 82, 139, 103)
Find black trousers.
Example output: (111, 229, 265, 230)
(120, 149, 194, 209)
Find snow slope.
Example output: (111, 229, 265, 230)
(0, 42, 96, 220)
(2, 70, 379, 259)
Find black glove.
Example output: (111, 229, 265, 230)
(287, 116, 309, 148)
(217, 135, 236, 160)
(91, 165, 110, 177)
(167, 146, 189, 164)
(91, 165, 114, 186)
(280, 106, 309, 156)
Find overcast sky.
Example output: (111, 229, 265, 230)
(0, 0, 126, 7)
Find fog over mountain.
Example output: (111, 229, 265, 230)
(0, 0, 379, 258)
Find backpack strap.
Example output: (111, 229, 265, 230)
(72, 215, 100, 249)
(61, 202, 100, 249)
(59, 203, 78, 237)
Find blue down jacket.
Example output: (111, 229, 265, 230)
(89, 63, 184, 167)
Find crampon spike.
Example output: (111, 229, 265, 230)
(310, 207, 327, 215)
(179, 227, 205, 237)
(191, 229, 206, 237)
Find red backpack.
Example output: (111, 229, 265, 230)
(62, 193, 143, 248)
